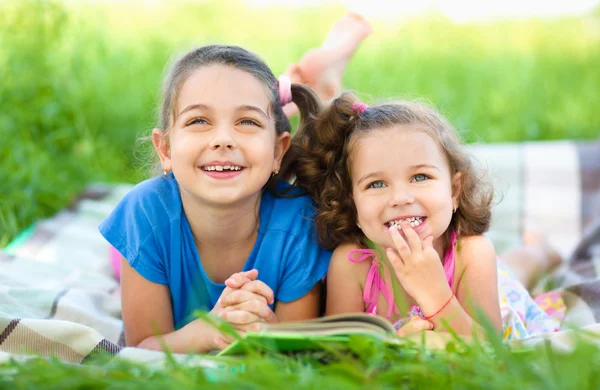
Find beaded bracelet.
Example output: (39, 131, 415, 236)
(423, 292, 455, 320)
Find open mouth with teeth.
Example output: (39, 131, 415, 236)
(201, 165, 244, 172)
(386, 216, 426, 229)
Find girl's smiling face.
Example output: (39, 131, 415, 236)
(154, 64, 290, 207)
(350, 126, 461, 254)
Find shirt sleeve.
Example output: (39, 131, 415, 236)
(276, 233, 332, 303)
(98, 190, 168, 285)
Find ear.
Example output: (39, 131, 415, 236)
(273, 132, 291, 171)
(152, 128, 172, 172)
(451, 172, 463, 210)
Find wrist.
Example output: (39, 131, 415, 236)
(418, 288, 454, 318)
(182, 317, 222, 352)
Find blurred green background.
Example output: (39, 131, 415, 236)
(1, 0, 599, 246)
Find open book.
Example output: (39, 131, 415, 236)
(218, 313, 402, 356)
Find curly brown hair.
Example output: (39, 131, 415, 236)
(284, 91, 494, 250)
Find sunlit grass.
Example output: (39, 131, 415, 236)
(2, 329, 600, 389)
(1, 0, 599, 247)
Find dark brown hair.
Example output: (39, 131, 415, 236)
(152, 44, 321, 193)
(285, 92, 494, 250)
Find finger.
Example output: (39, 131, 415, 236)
(221, 310, 264, 325)
(214, 337, 232, 350)
(422, 235, 434, 250)
(397, 318, 434, 336)
(222, 289, 268, 307)
(386, 247, 405, 271)
(237, 321, 267, 333)
(224, 269, 258, 288)
(389, 226, 412, 260)
(401, 222, 423, 253)
(222, 299, 275, 321)
(224, 274, 252, 289)
(240, 280, 275, 304)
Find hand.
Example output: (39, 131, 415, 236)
(220, 279, 277, 324)
(209, 269, 258, 318)
(386, 223, 452, 315)
(212, 270, 279, 349)
(396, 316, 434, 337)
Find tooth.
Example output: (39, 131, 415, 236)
(224, 165, 230, 170)
(215, 166, 223, 171)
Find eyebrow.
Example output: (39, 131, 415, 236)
(236, 104, 269, 119)
(177, 103, 269, 119)
(178, 103, 211, 117)
(412, 163, 440, 171)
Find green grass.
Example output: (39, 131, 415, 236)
(1, 331, 600, 389)
(1, 0, 599, 246)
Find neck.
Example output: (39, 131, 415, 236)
(181, 191, 262, 251)
(434, 231, 450, 262)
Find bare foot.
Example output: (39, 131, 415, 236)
(501, 231, 564, 290)
(522, 230, 563, 270)
(283, 12, 372, 117)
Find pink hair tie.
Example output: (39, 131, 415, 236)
(352, 101, 369, 114)
(277, 75, 292, 106)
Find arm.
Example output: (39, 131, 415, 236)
(325, 243, 368, 315)
(121, 257, 220, 353)
(421, 236, 502, 336)
(452, 236, 503, 333)
(387, 225, 502, 337)
(274, 282, 322, 321)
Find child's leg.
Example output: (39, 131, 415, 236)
(501, 232, 562, 290)
(283, 12, 372, 117)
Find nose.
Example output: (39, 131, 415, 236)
(208, 124, 236, 150)
(388, 184, 415, 207)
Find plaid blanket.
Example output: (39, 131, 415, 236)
(1, 140, 599, 364)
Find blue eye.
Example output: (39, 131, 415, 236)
(367, 181, 386, 189)
(412, 174, 429, 183)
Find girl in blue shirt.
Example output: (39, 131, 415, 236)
(100, 44, 332, 353)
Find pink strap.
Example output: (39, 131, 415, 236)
(277, 75, 292, 106)
(443, 230, 458, 288)
(349, 230, 458, 319)
(348, 249, 399, 319)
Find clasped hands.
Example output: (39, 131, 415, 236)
(209, 269, 277, 350)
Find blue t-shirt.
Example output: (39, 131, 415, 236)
(99, 173, 331, 330)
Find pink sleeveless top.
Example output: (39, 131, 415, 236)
(347, 230, 457, 320)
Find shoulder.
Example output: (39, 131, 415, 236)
(99, 174, 181, 243)
(117, 174, 181, 223)
(457, 235, 497, 269)
(329, 243, 373, 281)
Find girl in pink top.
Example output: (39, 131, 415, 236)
(289, 94, 563, 339)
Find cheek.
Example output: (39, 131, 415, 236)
(245, 135, 276, 163)
(354, 196, 378, 224)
